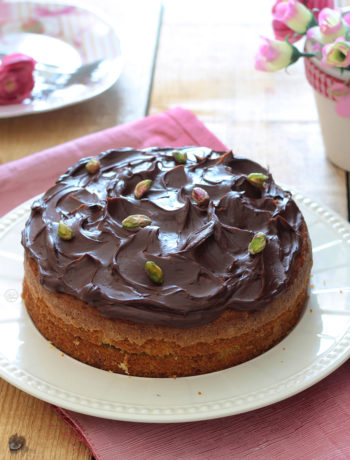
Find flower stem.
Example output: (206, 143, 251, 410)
(299, 52, 316, 58)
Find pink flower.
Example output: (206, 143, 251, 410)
(273, 0, 315, 34)
(272, 0, 334, 42)
(255, 37, 294, 72)
(0, 53, 36, 105)
(321, 37, 350, 67)
(307, 8, 348, 44)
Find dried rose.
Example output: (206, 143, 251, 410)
(0, 53, 36, 105)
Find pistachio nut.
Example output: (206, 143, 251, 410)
(145, 260, 163, 284)
(122, 214, 152, 228)
(134, 179, 152, 199)
(248, 232, 267, 255)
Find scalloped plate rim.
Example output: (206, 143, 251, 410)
(0, 192, 350, 422)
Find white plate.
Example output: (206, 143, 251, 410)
(0, 0, 123, 117)
(1, 194, 350, 423)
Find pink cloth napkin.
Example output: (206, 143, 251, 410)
(2, 107, 350, 460)
(0, 107, 225, 216)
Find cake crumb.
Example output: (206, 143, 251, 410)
(280, 360, 284, 363)
(108, 370, 113, 374)
(60, 353, 64, 357)
(197, 391, 202, 395)
(156, 394, 161, 397)
(310, 284, 315, 289)
(340, 290, 343, 294)
(118, 361, 129, 375)
(282, 347, 286, 351)
(310, 308, 313, 313)
(172, 375, 177, 380)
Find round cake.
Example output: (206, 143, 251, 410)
(22, 147, 312, 377)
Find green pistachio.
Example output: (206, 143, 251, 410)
(145, 261, 163, 284)
(134, 179, 152, 199)
(57, 220, 73, 240)
(172, 150, 187, 164)
(192, 187, 209, 207)
(247, 172, 268, 187)
(85, 158, 100, 174)
(122, 214, 152, 228)
(248, 232, 267, 255)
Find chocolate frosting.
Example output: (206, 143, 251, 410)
(22, 147, 305, 328)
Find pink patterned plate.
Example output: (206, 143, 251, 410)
(0, 0, 123, 117)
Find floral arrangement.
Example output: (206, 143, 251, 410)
(254, 0, 350, 72)
(0, 53, 36, 105)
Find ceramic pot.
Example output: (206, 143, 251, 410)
(304, 48, 350, 171)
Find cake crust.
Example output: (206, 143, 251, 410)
(23, 223, 311, 377)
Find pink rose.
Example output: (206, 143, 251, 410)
(255, 37, 295, 72)
(307, 8, 348, 44)
(0, 53, 36, 105)
(272, 0, 335, 43)
(321, 37, 350, 67)
(273, 0, 314, 34)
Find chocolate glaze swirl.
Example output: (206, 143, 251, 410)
(22, 147, 305, 328)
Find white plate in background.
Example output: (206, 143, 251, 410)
(0, 0, 123, 117)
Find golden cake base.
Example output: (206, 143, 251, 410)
(22, 231, 312, 378)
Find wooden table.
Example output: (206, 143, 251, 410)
(0, 0, 349, 458)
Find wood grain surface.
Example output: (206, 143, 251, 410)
(150, 0, 347, 218)
(0, 0, 162, 458)
(0, 0, 162, 163)
(0, 0, 348, 458)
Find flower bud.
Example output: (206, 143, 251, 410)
(134, 179, 152, 199)
(255, 37, 294, 72)
(307, 8, 348, 44)
(273, 0, 315, 34)
(0, 53, 36, 105)
(322, 37, 350, 67)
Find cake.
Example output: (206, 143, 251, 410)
(21, 147, 312, 377)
